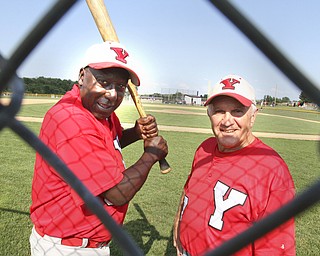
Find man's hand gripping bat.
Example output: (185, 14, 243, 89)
(86, 0, 171, 174)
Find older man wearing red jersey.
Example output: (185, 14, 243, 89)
(30, 41, 168, 256)
(173, 75, 295, 256)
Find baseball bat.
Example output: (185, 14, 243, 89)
(86, 0, 171, 174)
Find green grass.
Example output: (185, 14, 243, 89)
(19, 102, 320, 135)
(118, 104, 320, 136)
(0, 127, 36, 256)
(261, 106, 320, 122)
(254, 114, 320, 135)
(1, 103, 319, 255)
(19, 103, 320, 135)
(18, 103, 54, 118)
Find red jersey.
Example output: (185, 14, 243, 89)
(30, 85, 127, 242)
(179, 137, 295, 256)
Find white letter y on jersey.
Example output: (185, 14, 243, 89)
(209, 181, 247, 230)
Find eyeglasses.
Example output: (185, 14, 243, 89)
(87, 67, 128, 93)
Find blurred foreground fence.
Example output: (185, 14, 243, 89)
(0, 0, 319, 255)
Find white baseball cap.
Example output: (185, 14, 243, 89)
(81, 41, 140, 86)
(204, 74, 256, 107)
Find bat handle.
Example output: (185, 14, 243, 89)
(159, 158, 171, 174)
(127, 82, 171, 174)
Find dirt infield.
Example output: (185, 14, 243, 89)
(0, 97, 59, 106)
(148, 108, 320, 124)
(15, 116, 319, 141)
(3, 97, 319, 141)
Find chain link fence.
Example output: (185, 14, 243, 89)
(0, 0, 319, 255)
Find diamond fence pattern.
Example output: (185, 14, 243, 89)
(0, 1, 319, 255)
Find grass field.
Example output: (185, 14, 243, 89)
(0, 101, 319, 255)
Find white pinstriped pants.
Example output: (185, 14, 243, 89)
(29, 226, 110, 256)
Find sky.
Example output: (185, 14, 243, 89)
(1, 0, 320, 101)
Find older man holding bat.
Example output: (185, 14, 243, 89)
(85, 0, 171, 174)
(29, 41, 168, 256)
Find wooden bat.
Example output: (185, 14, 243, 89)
(86, 0, 171, 174)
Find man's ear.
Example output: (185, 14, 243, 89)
(250, 107, 258, 127)
(78, 68, 85, 86)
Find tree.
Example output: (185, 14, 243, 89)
(23, 77, 75, 95)
(281, 97, 290, 103)
(299, 91, 312, 103)
(264, 95, 274, 104)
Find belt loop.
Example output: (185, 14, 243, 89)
(81, 238, 89, 248)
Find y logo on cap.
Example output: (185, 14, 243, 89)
(220, 78, 240, 90)
(110, 47, 129, 64)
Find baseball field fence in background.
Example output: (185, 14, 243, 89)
(0, 0, 319, 255)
